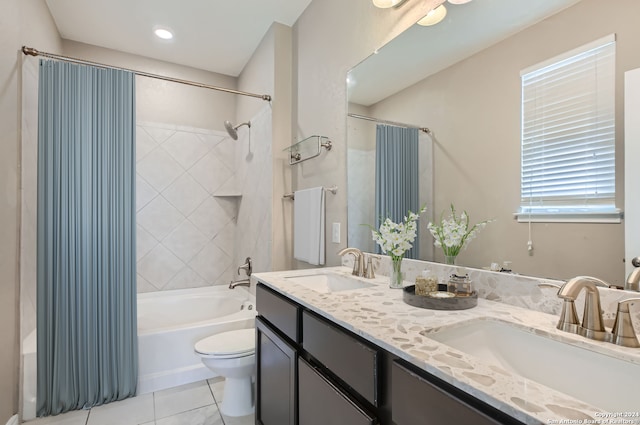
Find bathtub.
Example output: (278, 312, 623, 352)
(21, 285, 254, 419)
(137, 285, 256, 395)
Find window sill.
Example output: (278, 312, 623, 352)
(514, 210, 623, 223)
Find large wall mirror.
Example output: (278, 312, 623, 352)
(346, 0, 640, 285)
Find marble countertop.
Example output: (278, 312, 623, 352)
(253, 266, 640, 425)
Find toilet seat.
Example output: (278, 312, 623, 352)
(195, 328, 255, 359)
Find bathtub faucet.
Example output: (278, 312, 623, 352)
(229, 278, 251, 289)
(237, 257, 252, 277)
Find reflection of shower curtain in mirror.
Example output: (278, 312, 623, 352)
(375, 125, 420, 259)
(36, 59, 137, 416)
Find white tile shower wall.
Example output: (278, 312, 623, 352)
(20, 56, 40, 420)
(234, 106, 273, 277)
(20, 56, 39, 349)
(136, 122, 238, 292)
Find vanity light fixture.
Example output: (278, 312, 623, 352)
(417, 4, 447, 26)
(154, 27, 174, 40)
(447, 0, 472, 4)
(372, 0, 408, 9)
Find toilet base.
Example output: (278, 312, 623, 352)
(219, 376, 254, 417)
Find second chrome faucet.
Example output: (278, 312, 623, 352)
(548, 276, 640, 348)
(557, 276, 609, 341)
(337, 247, 378, 278)
(338, 247, 365, 277)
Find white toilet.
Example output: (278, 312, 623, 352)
(195, 328, 256, 417)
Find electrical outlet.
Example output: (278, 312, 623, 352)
(332, 222, 341, 243)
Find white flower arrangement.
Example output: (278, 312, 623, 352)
(427, 204, 491, 257)
(371, 206, 426, 259)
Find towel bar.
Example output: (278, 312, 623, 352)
(283, 185, 337, 200)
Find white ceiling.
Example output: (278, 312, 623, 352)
(349, 0, 583, 106)
(45, 0, 313, 77)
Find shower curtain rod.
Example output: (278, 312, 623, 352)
(348, 113, 430, 134)
(22, 46, 272, 102)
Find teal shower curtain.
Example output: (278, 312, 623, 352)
(375, 125, 420, 259)
(36, 59, 137, 416)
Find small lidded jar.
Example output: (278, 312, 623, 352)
(415, 269, 439, 296)
(447, 267, 473, 296)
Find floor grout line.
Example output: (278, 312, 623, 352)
(152, 390, 156, 424)
(207, 379, 226, 425)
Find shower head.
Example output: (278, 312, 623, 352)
(224, 120, 251, 140)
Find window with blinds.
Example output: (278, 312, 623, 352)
(518, 34, 620, 223)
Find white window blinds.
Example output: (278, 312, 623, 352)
(519, 34, 617, 220)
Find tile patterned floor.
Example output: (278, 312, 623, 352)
(23, 378, 254, 425)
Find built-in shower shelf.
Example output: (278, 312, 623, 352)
(213, 192, 242, 198)
(285, 135, 332, 165)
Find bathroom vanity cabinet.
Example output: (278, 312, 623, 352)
(256, 317, 297, 425)
(255, 283, 523, 425)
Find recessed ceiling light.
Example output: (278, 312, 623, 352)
(154, 27, 174, 40)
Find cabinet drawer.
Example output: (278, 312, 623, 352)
(256, 283, 300, 343)
(298, 357, 376, 425)
(302, 310, 379, 406)
(392, 360, 522, 425)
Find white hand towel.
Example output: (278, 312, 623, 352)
(293, 187, 325, 265)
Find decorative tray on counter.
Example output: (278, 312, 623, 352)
(402, 285, 478, 310)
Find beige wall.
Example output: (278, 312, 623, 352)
(0, 1, 62, 420)
(237, 23, 294, 272)
(367, 0, 639, 284)
(63, 40, 237, 131)
(292, 0, 443, 268)
(271, 24, 294, 271)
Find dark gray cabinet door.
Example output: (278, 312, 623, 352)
(256, 317, 297, 425)
(298, 357, 377, 425)
(392, 361, 519, 425)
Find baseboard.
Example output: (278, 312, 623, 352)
(5, 414, 18, 425)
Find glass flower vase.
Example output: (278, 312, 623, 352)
(389, 256, 404, 289)
(444, 255, 457, 266)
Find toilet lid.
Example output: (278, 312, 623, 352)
(195, 328, 255, 357)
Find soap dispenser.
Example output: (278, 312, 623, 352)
(415, 269, 438, 296)
(447, 267, 473, 296)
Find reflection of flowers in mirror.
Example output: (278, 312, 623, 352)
(427, 204, 492, 257)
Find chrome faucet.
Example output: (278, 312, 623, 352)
(229, 278, 251, 289)
(625, 257, 640, 291)
(538, 282, 580, 333)
(338, 247, 365, 277)
(237, 257, 252, 276)
(557, 276, 608, 341)
(612, 298, 640, 348)
(364, 254, 381, 279)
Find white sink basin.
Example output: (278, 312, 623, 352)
(428, 320, 640, 412)
(284, 273, 375, 293)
